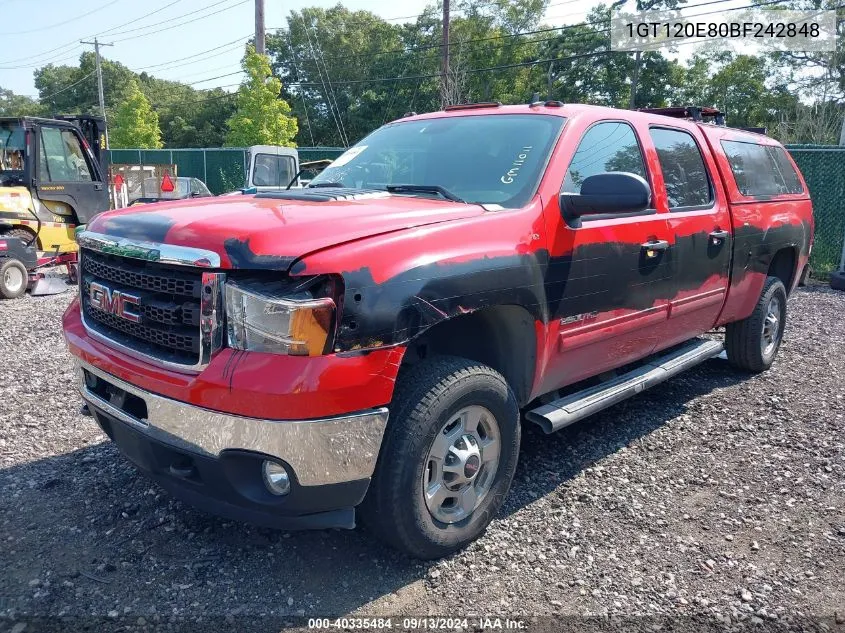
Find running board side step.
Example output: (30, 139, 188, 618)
(526, 339, 724, 434)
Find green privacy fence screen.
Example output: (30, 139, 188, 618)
(784, 145, 845, 277)
(106, 144, 844, 277)
(105, 147, 345, 195)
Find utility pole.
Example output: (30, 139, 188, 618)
(441, 0, 450, 105)
(80, 37, 114, 148)
(255, 0, 266, 55)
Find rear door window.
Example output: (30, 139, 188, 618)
(563, 121, 648, 195)
(721, 140, 803, 196)
(649, 127, 712, 210)
(767, 146, 803, 194)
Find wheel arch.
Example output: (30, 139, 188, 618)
(398, 304, 538, 407)
(768, 246, 799, 294)
(0, 223, 38, 246)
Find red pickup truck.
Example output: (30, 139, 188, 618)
(63, 103, 813, 559)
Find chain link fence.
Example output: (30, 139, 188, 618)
(785, 145, 845, 278)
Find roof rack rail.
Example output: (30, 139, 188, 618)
(639, 106, 726, 126)
(443, 102, 502, 111)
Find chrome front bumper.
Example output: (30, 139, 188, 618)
(77, 361, 389, 487)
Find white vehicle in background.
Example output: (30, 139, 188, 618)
(232, 146, 332, 194)
(217, 146, 335, 195)
(245, 145, 300, 191)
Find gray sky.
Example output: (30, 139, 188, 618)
(0, 0, 596, 97)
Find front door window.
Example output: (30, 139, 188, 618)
(39, 127, 94, 183)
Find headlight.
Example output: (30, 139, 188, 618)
(225, 280, 336, 356)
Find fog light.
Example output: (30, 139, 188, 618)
(262, 460, 291, 496)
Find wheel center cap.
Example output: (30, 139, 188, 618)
(464, 454, 481, 479)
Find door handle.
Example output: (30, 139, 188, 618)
(709, 229, 729, 242)
(94, 183, 103, 191)
(641, 239, 669, 257)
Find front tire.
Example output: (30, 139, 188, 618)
(361, 356, 520, 559)
(725, 276, 787, 372)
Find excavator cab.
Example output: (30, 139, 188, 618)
(0, 115, 109, 252)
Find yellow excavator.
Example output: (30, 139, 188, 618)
(0, 114, 109, 253)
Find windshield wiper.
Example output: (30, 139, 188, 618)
(308, 182, 346, 188)
(385, 184, 465, 203)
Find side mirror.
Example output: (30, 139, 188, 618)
(560, 172, 651, 226)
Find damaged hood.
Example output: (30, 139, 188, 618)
(86, 193, 486, 270)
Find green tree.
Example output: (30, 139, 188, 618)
(110, 79, 163, 148)
(268, 1, 551, 146)
(543, 5, 681, 108)
(0, 88, 46, 117)
(225, 45, 298, 147)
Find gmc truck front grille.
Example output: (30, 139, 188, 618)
(82, 250, 202, 297)
(76, 234, 224, 373)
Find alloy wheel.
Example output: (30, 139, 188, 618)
(422, 405, 501, 524)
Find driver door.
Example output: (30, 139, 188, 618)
(35, 124, 109, 224)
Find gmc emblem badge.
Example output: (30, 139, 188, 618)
(89, 282, 142, 324)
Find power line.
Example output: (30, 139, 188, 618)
(285, 30, 316, 146)
(131, 34, 252, 73)
(151, 85, 242, 109)
(38, 71, 97, 102)
(291, 0, 789, 66)
(300, 14, 347, 146)
(183, 70, 244, 86)
(153, 50, 613, 108)
(0, 0, 124, 36)
(0, 0, 244, 68)
(107, 0, 247, 40)
(282, 0, 812, 91)
(152, 0, 804, 104)
(0, 0, 184, 67)
(160, 61, 243, 80)
(0, 46, 84, 70)
(95, 0, 185, 37)
(309, 20, 349, 146)
(286, 50, 612, 89)
(381, 21, 423, 125)
(379, 0, 582, 24)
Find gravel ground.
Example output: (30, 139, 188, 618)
(0, 285, 843, 632)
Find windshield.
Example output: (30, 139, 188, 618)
(310, 114, 565, 208)
(0, 122, 26, 186)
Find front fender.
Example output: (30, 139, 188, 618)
(292, 205, 549, 353)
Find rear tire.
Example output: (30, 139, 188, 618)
(2, 228, 36, 247)
(361, 355, 520, 559)
(725, 276, 787, 372)
(831, 270, 845, 291)
(0, 259, 28, 299)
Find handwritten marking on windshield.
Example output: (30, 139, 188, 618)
(500, 146, 533, 185)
